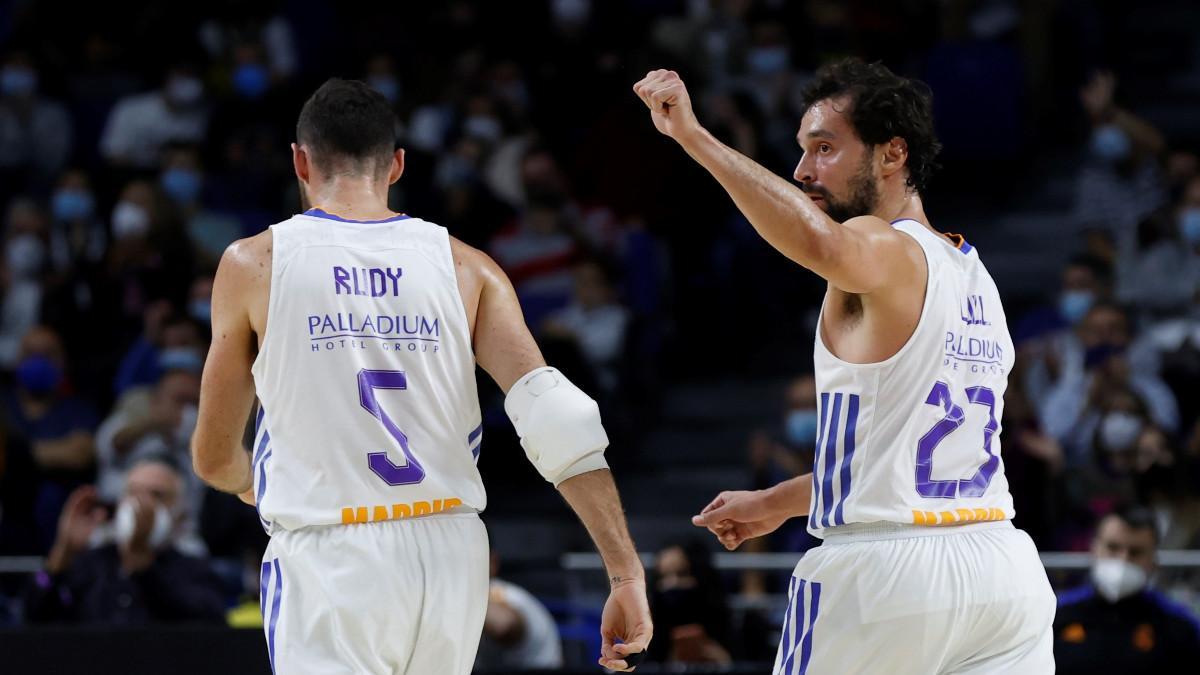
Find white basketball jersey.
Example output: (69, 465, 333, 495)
(808, 219, 1016, 537)
(249, 208, 485, 532)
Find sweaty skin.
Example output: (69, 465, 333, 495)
(633, 69, 946, 548)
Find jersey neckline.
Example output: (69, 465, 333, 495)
(303, 207, 412, 224)
(891, 218, 974, 255)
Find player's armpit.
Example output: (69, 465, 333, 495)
(192, 238, 262, 494)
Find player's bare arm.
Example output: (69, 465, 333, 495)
(452, 238, 652, 671)
(191, 232, 272, 497)
(692, 473, 813, 550)
(632, 69, 924, 297)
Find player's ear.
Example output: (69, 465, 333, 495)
(880, 136, 908, 179)
(292, 143, 311, 183)
(388, 148, 405, 185)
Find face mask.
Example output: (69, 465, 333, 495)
(160, 168, 202, 204)
(176, 404, 199, 446)
(15, 355, 62, 394)
(1091, 557, 1148, 602)
(112, 201, 150, 239)
(785, 409, 820, 447)
(1059, 290, 1095, 325)
(1091, 124, 1131, 163)
(232, 63, 270, 100)
(51, 189, 95, 222)
(189, 299, 211, 323)
(114, 497, 174, 550)
(552, 0, 591, 25)
(747, 46, 789, 75)
(158, 347, 204, 374)
(1178, 207, 1200, 245)
(463, 115, 502, 143)
(368, 75, 400, 103)
(6, 234, 45, 279)
(1101, 411, 1143, 452)
(166, 76, 203, 106)
(0, 66, 37, 97)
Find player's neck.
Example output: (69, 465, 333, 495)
(874, 189, 930, 230)
(305, 177, 397, 221)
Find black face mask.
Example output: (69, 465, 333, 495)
(656, 587, 704, 627)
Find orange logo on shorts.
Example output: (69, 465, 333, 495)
(340, 497, 464, 525)
(1061, 623, 1086, 644)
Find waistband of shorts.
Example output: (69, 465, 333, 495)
(819, 519, 1013, 544)
(272, 509, 481, 535)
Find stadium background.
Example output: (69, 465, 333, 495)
(0, 0, 1198, 672)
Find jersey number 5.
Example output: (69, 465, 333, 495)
(915, 381, 999, 498)
(358, 369, 426, 485)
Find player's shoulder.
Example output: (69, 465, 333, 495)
(216, 230, 275, 286)
(449, 236, 507, 283)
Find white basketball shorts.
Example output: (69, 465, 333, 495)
(259, 513, 489, 674)
(773, 520, 1055, 675)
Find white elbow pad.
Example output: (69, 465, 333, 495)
(504, 367, 609, 486)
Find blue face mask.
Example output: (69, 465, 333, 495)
(1091, 125, 1131, 163)
(747, 47, 789, 76)
(1059, 290, 1095, 325)
(1179, 208, 1200, 245)
(158, 347, 204, 374)
(785, 409, 820, 447)
(189, 299, 211, 323)
(0, 66, 37, 97)
(16, 355, 62, 394)
(160, 168, 203, 204)
(232, 63, 270, 100)
(51, 188, 95, 222)
(368, 75, 400, 103)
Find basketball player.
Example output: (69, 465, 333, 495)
(635, 59, 1055, 673)
(191, 79, 651, 673)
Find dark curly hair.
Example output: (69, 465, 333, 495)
(801, 59, 942, 193)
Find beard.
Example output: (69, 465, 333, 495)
(807, 152, 881, 223)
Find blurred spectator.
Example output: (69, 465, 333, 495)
(1002, 375, 1065, 548)
(99, 65, 209, 170)
(0, 198, 47, 367)
(0, 50, 73, 196)
(1054, 507, 1200, 674)
(113, 304, 205, 395)
(1073, 71, 1167, 233)
(95, 368, 201, 520)
(489, 195, 580, 327)
(1115, 210, 1195, 318)
(648, 539, 733, 666)
(542, 260, 630, 394)
(47, 169, 106, 274)
(1041, 302, 1178, 462)
(475, 551, 563, 670)
(1015, 254, 1111, 347)
(158, 144, 240, 268)
(24, 457, 225, 624)
(2, 325, 98, 551)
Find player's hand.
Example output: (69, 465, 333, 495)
(691, 490, 790, 550)
(598, 578, 652, 672)
(633, 69, 701, 141)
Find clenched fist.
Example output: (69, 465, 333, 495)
(632, 69, 701, 141)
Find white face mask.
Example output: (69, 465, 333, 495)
(114, 497, 174, 550)
(1100, 411, 1143, 452)
(1091, 557, 1148, 602)
(111, 201, 151, 239)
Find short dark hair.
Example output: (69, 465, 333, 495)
(801, 58, 942, 193)
(1106, 505, 1159, 545)
(296, 78, 396, 177)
